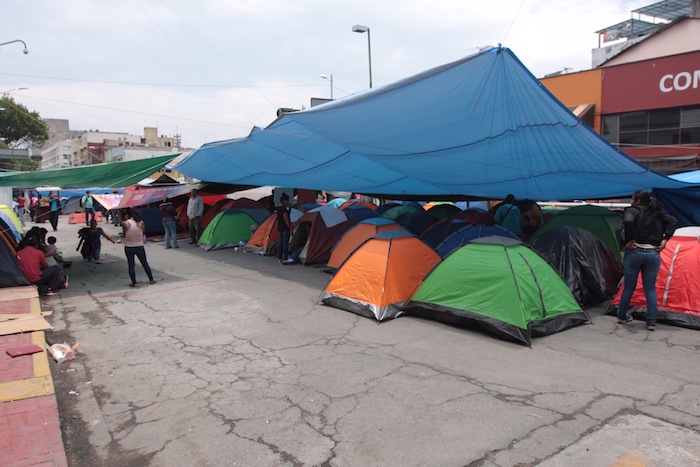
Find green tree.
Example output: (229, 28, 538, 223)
(0, 96, 48, 148)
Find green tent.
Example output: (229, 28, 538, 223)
(528, 205, 623, 257)
(404, 236, 589, 346)
(198, 209, 258, 251)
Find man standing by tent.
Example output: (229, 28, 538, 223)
(494, 194, 522, 238)
(277, 193, 293, 263)
(81, 191, 96, 226)
(187, 189, 204, 244)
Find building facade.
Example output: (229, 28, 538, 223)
(40, 140, 72, 170)
(541, 1, 700, 174)
(39, 124, 183, 169)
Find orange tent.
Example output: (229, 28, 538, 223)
(245, 208, 303, 255)
(324, 218, 406, 273)
(612, 227, 700, 329)
(320, 230, 441, 321)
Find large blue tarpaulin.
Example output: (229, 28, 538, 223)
(175, 47, 694, 200)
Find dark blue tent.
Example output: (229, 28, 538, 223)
(342, 204, 378, 223)
(436, 224, 517, 258)
(381, 206, 438, 237)
(654, 187, 700, 228)
(140, 207, 164, 235)
(421, 218, 469, 248)
(174, 47, 695, 200)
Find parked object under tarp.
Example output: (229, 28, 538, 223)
(529, 225, 623, 308)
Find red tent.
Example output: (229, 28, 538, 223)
(612, 227, 700, 330)
(291, 206, 355, 265)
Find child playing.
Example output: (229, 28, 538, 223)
(46, 236, 72, 269)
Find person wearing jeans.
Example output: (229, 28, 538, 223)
(159, 197, 179, 249)
(82, 191, 96, 225)
(616, 190, 677, 331)
(122, 209, 156, 287)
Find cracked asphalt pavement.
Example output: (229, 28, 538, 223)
(42, 219, 700, 466)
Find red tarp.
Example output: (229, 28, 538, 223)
(117, 185, 194, 209)
(92, 194, 123, 210)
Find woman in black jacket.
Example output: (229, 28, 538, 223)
(616, 190, 677, 331)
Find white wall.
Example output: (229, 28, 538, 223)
(0, 187, 12, 207)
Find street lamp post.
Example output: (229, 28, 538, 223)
(320, 74, 333, 99)
(0, 40, 29, 54)
(352, 25, 372, 89)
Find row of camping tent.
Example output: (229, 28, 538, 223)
(190, 198, 597, 347)
(216, 202, 695, 345)
(318, 219, 699, 346)
(202, 201, 625, 303)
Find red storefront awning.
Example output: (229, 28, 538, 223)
(623, 147, 700, 174)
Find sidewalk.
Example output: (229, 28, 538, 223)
(0, 286, 67, 467)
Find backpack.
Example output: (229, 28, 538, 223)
(76, 228, 94, 260)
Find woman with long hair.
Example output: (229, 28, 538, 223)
(121, 209, 156, 287)
(616, 190, 677, 331)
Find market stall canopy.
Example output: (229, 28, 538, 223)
(0, 154, 177, 188)
(118, 184, 195, 209)
(175, 47, 695, 200)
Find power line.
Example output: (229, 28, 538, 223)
(22, 94, 251, 129)
(0, 73, 322, 88)
(502, 0, 527, 44)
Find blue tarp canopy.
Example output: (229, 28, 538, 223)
(175, 47, 694, 200)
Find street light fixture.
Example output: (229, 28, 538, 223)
(0, 40, 29, 55)
(1, 87, 28, 96)
(352, 25, 372, 89)
(320, 74, 333, 99)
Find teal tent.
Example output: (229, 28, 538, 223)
(198, 209, 258, 251)
(404, 236, 589, 346)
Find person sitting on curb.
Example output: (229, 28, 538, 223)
(17, 236, 67, 295)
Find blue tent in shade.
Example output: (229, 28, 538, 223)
(174, 46, 696, 200)
(436, 224, 517, 258)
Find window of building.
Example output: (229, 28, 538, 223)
(602, 105, 700, 148)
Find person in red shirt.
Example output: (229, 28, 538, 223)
(17, 236, 66, 293)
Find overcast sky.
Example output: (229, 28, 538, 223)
(1, 0, 651, 150)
